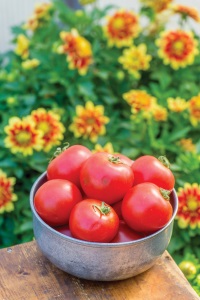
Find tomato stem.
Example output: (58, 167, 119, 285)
(49, 142, 70, 162)
(160, 188, 170, 201)
(108, 156, 122, 164)
(93, 202, 110, 215)
(158, 156, 170, 169)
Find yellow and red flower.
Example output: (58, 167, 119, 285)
(119, 44, 152, 78)
(0, 169, 17, 214)
(188, 94, 200, 126)
(170, 4, 200, 23)
(92, 142, 114, 154)
(4, 117, 43, 156)
(167, 97, 188, 112)
(69, 101, 110, 142)
(152, 105, 168, 121)
(29, 108, 65, 152)
(24, 3, 53, 31)
(178, 139, 196, 153)
(140, 0, 173, 13)
(103, 9, 140, 48)
(58, 29, 93, 75)
(15, 34, 29, 59)
(123, 90, 157, 118)
(34, 3, 53, 19)
(177, 183, 200, 229)
(156, 29, 199, 69)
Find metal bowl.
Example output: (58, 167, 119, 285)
(30, 172, 178, 281)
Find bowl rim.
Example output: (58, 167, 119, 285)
(30, 171, 179, 248)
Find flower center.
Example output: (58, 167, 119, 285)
(16, 131, 31, 144)
(172, 41, 184, 55)
(37, 121, 50, 135)
(87, 118, 95, 125)
(187, 197, 198, 211)
(113, 18, 124, 30)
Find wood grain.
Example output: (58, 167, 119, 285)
(0, 241, 199, 300)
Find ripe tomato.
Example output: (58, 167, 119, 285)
(110, 220, 144, 243)
(122, 183, 173, 233)
(111, 200, 123, 220)
(34, 179, 82, 227)
(80, 152, 134, 205)
(47, 145, 92, 189)
(55, 225, 73, 238)
(69, 199, 119, 242)
(131, 155, 175, 190)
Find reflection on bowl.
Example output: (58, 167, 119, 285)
(30, 171, 178, 281)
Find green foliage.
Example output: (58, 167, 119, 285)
(0, 0, 200, 293)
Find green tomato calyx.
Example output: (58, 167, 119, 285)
(108, 156, 122, 164)
(160, 188, 170, 201)
(158, 156, 170, 168)
(93, 202, 110, 215)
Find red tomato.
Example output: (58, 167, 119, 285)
(122, 183, 173, 233)
(131, 155, 175, 190)
(55, 225, 73, 238)
(111, 200, 123, 220)
(110, 220, 144, 243)
(69, 199, 119, 242)
(80, 152, 134, 205)
(47, 145, 92, 189)
(34, 179, 82, 227)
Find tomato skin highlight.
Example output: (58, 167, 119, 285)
(80, 152, 134, 205)
(34, 179, 82, 227)
(110, 220, 144, 243)
(122, 183, 173, 233)
(131, 155, 175, 190)
(69, 199, 119, 243)
(47, 145, 92, 189)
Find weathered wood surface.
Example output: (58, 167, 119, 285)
(0, 241, 199, 300)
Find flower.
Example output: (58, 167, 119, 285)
(14, 34, 29, 59)
(24, 3, 53, 31)
(176, 183, 200, 229)
(21, 59, 40, 70)
(119, 44, 152, 78)
(34, 3, 52, 19)
(58, 29, 93, 75)
(123, 90, 157, 117)
(170, 4, 200, 23)
(24, 15, 39, 31)
(167, 97, 188, 112)
(103, 9, 140, 48)
(156, 30, 199, 69)
(0, 169, 17, 214)
(4, 117, 43, 156)
(69, 101, 110, 142)
(29, 108, 65, 152)
(188, 94, 200, 126)
(140, 0, 173, 13)
(152, 105, 168, 121)
(178, 139, 196, 153)
(92, 142, 114, 154)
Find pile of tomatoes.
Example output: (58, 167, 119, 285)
(34, 144, 175, 243)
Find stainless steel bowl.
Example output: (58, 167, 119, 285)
(30, 172, 178, 281)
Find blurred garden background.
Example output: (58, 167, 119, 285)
(0, 0, 200, 295)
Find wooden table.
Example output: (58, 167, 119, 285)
(0, 241, 199, 300)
